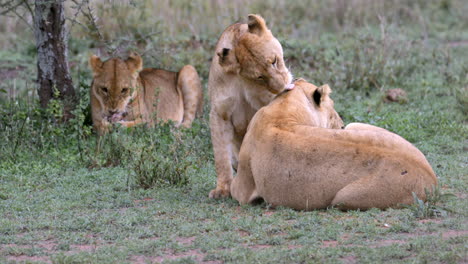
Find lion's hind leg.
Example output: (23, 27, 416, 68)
(231, 157, 260, 205)
(330, 173, 415, 210)
(177, 65, 203, 128)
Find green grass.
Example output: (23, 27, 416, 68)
(1, 1, 467, 263)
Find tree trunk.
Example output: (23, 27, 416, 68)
(34, 0, 75, 119)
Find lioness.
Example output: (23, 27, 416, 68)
(89, 52, 203, 134)
(231, 79, 438, 210)
(208, 14, 293, 198)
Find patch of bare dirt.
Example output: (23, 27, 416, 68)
(130, 249, 220, 264)
(322, 238, 404, 249)
(340, 255, 358, 264)
(321, 240, 339, 248)
(321, 233, 352, 248)
(2, 239, 57, 264)
(341, 233, 352, 240)
(7, 255, 51, 264)
(262, 211, 275, 217)
(2, 239, 57, 253)
(441, 230, 468, 239)
(399, 230, 468, 240)
(320, 229, 468, 249)
(369, 239, 406, 248)
(238, 229, 250, 237)
(134, 197, 155, 204)
(69, 244, 97, 253)
(175, 236, 196, 246)
(288, 244, 302, 249)
(2, 243, 30, 249)
(447, 40, 468, 47)
(454, 192, 467, 199)
(247, 244, 272, 250)
(129, 255, 150, 264)
(418, 218, 444, 224)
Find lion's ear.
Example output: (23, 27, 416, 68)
(217, 48, 239, 73)
(313, 84, 332, 106)
(126, 52, 143, 73)
(247, 14, 268, 36)
(89, 55, 103, 75)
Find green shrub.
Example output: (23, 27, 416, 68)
(88, 120, 212, 189)
(455, 86, 468, 117)
(404, 185, 456, 219)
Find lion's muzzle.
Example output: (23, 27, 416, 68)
(107, 110, 127, 122)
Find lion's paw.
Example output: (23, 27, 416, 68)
(209, 188, 231, 199)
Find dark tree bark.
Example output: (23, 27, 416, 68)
(34, 0, 75, 119)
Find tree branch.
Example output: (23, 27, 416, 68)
(12, 7, 32, 30)
(20, 0, 33, 19)
(0, 1, 22, 16)
(0, 0, 18, 8)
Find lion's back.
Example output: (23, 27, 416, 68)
(139, 68, 183, 123)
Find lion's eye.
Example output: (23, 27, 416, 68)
(101, 87, 108, 93)
(121, 88, 129, 94)
(258, 75, 265, 80)
(272, 57, 277, 66)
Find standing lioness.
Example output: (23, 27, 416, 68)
(208, 14, 292, 198)
(89, 52, 203, 134)
(231, 79, 437, 210)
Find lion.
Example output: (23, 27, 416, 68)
(89, 52, 203, 134)
(231, 79, 438, 210)
(208, 14, 293, 198)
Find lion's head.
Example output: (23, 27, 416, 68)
(272, 79, 344, 129)
(89, 52, 143, 122)
(217, 14, 292, 94)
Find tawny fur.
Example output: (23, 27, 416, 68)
(208, 14, 292, 198)
(89, 52, 203, 134)
(231, 79, 437, 210)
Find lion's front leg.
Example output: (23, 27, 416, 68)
(209, 109, 236, 199)
(117, 118, 144, 128)
(93, 116, 111, 135)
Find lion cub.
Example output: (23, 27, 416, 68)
(231, 79, 437, 210)
(208, 14, 293, 198)
(89, 52, 203, 134)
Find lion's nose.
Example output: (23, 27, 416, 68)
(108, 110, 118, 115)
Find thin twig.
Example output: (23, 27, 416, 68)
(0, 0, 21, 15)
(11, 7, 32, 30)
(83, 0, 104, 41)
(20, 0, 33, 19)
(0, 0, 18, 8)
(67, 0, 86, 34)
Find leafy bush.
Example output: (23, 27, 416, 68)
(88, 120, 212, 189)
(455, 86, 468, 117)
(405, 186, 456, 219)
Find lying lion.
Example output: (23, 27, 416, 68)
(89, 52, 203, 134)
(231, 79, 438, 210)
(208, 14, 292, 198)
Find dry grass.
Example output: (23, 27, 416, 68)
(2, 0, 468, 49)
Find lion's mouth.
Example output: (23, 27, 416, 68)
(285, 83, 295, 90)
(107, 112, 127, 122)
(266, 72, 293, 94)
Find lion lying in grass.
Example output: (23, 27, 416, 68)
(231, 79, 437, 210)
(89, 52, 203, 134)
